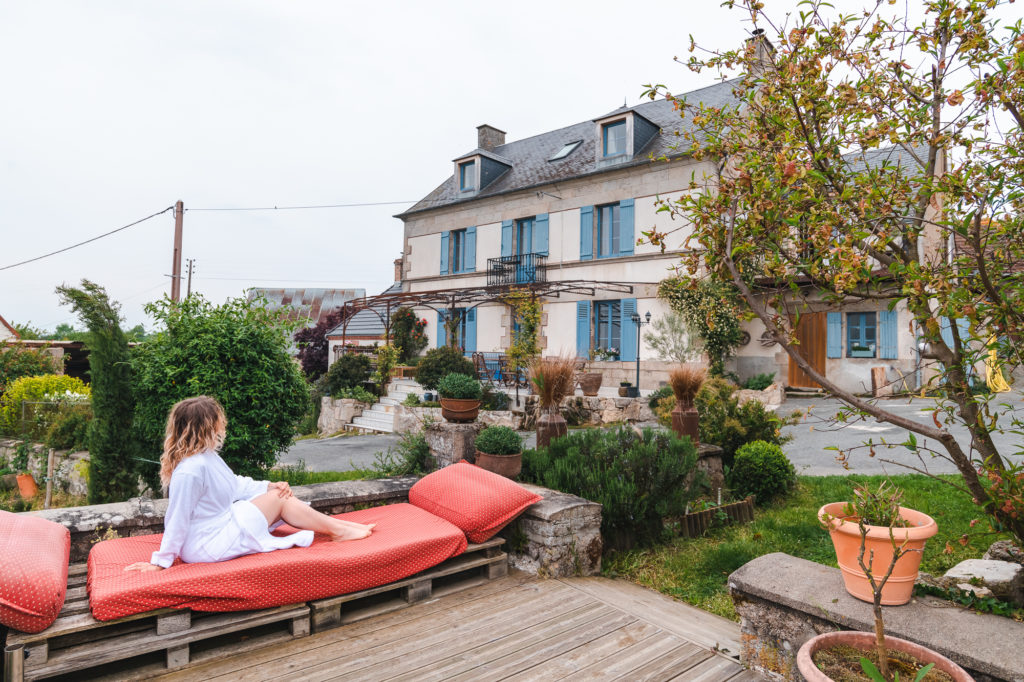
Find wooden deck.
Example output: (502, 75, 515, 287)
(143, 572, 756, 682)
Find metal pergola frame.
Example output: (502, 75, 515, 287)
(335, 280, 638, 347)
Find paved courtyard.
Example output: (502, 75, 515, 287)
(282, 392, 1024, 478)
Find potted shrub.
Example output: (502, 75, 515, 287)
(437, 372, 482, 423)
(818, 482, 937, 606)
(474, 425, 523, 478)
(11, 441, 37, 500)
(579, 353, 606, 397)
(669, 365, 705, 445)
(530, 355, 575, 447)
(801, 482, 968, 681)
(618, 381, 638, 398)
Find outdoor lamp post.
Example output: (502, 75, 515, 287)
(631, 310, 652, 393)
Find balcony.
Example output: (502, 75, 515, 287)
(487, 253, 547, 287)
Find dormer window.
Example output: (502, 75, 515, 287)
(459, 161, 476, 191)
(602, 121, 627, 158)
(549, 140, 581, 161)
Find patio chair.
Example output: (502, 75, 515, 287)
(472, 352, 494, 387)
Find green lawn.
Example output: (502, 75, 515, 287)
(267, 467, 373, 486)
(603, 474, 1011, 621)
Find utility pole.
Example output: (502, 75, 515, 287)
(170, 200, 184, 301)
(185, 258, 195, 297)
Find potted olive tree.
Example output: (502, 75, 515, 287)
(474, 425, 523, 478)
(437, 372, 482, 423)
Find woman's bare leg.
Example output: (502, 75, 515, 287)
(249, 493, 374, 541)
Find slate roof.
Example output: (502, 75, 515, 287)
(845, 145, 929, 175)
(326, 282, 402, 338)
(248, 288, 364, 328)
(400, 78, 743, 217)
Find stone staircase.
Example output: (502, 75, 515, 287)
(349, 377, 425, 434)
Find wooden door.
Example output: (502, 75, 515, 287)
(787, 312, 827, 388)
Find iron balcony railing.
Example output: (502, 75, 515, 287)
(487, 253, 547, 286)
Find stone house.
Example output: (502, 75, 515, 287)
(0, 314, 18, 341)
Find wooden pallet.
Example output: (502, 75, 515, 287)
(309, 537, 507, 632)
(2, 539, 507, 681)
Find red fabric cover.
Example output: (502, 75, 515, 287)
(0, 510, 71, 633)
(408, 461, 542, 543)
(87, 503, 466, 621)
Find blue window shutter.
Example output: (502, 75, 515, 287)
(464, 308, 477, 353)
(619, 199, 634, 256)
(464, 227, 476, 272)
(534, 214, 549, 255)
(879, 309, 898, 359)
(826, 312, 842, 358)
(436, 311, 445, 348)
(576, 301, 591, 358)
(501, 220, 513, 257)
(620, 298, 638, 362)
(580, 206, 594, 260)
(440, 231, 450, 275)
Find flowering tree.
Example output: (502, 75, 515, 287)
(390, 307, 428, 363)
(644, 0, 1024, 544)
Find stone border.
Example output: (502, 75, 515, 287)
(728, 552, 1024, 681)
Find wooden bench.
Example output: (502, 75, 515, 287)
(3, 538, 506, 681)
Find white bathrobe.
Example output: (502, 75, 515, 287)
(150, 450, 314, 568)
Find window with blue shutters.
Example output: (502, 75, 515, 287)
(878, 309, 898, 359)
(580, 206, 594, 261)
(585, 200, 635, 259)
(826, 312, 842, 358)
(439, 232, 449, 275)
(443, 228, 476, 274)
(597, 204, 620, 258)
(438, 308, 474, 350)
(847, 312, 877, 357)
(594, 301, 622, 357)
(501, 220, 514, 258)
(516, 218, 534, 255)
(619, 298, 638, 362)
(534, 213, 549, 255)
(619, 199, 634, 256)
(576, 298, 638, 361)
(576, 301, 591, 358)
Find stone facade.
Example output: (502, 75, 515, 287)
(0, 439, 89, 497)
(424, 421, 484, 468)
(728, 552, 1023, 681)
(317, 397, 368, 435)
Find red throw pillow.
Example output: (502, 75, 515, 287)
(0, 510, 70, 633)
(408, 461, 542, 543)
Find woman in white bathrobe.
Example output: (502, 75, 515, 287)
(125, 396, 374, 572)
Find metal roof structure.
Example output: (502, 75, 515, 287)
(248, 288, 365, 328)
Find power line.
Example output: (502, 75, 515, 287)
(0, 206, 175, 272)
(187, 200, 420, 211)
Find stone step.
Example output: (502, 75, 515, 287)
(366, 404, 394, 416)
(350, 416, 394, 433)
(380, 397, 400, 406)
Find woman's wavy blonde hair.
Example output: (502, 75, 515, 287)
(160, 396, 227, 487)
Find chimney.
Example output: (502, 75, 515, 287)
(477, 124, 506, 151)
(393, 257, 403, 282)
(746, 28, 775, 75)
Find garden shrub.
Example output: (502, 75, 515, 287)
(0, 375, 90, 437)
(436, 372, 482, 400)
(648, 385, 673, 409)
(521, 427, 703, 549)
(728, 440, 796, 505)
(475, 426, 522, 455)
(695, 377, 790, 468)
(45, 403, 93, 451)
(332, 386, 376, 403)
(371, 431, 432, 476)
(481, 384, 510, 411)
(414, 346, 474, 390)
(293, 308, 347, 381)
(740, 372, 776, 391)
(0, 345, 59, 395)
(133, 295, 308, 480)
(325, 353, 372, 396)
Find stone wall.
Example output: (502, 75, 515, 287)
(729, 552, 1024, 681)
(317, 397, 369, 435)
(0, 439, 89, 497)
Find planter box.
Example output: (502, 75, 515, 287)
(678, 496, 754, 538)
(848, 348, 875, 358)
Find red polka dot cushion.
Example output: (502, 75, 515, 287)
(408, 461, 542, 543)
(0, 510, 71, 633)
(87, 503, 466, 621)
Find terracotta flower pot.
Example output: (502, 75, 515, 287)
(474, 450, 522, 479)
(797, 631, 972, 681)
(818, 503, 937, 605)
(439, 398, 481, 423)
(536, 410, 567, 448)
(671, 400, 700, 445)
(16, 473, 38, 499)
(618, 386, 629, 397)
(579, 372, 603, 396)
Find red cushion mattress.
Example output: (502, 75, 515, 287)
(87, 503, 467, 621)
(0, 510, 70, 633)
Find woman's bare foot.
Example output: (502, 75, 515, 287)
(330, 521, 375, 542)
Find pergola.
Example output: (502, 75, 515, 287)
(335, 280, 638, 346)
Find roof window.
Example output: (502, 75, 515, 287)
(549, 140, 581, 161)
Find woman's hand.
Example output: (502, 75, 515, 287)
(124, 562, 163, 572)
(269, 481, 293, 498)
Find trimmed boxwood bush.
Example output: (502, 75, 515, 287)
(728, 440, 796, 505)
(325, 353, 372, 396)
(437, 372, 482, 400)
(475, 426, 521, 455)
(521, 427, 703, 549)
(414, 346, 475, 390)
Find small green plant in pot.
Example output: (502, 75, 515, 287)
(474, 425, 523, 479)
(437, 372, 482, 423)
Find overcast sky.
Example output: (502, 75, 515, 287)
(1, 0, 792, 332)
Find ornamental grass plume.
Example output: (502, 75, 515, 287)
(669, 365, 706, 403)
(529, 354, 576, 409)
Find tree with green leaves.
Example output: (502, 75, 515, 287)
(133, 294, 309, 481)
(658, 278, 745, 376)
(56, 280, 139, 503)
(644, 0, 1024, 544)
(0, 345, 60, 395)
